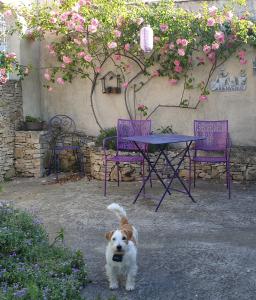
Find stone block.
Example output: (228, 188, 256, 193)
(246, 166, 256, 181)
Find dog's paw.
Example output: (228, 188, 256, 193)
(109, 283, 119, 290)
(125, 284, 135, 291)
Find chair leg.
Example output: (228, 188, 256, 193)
(148, 160, 153, 188)
(142, 161, 145, 195)
(104, 159, 107, 196)
(117, 163, 120, 187)
(226, 160, 231, 199)
(189, 158, 192, 193)
(193, 161, 196, 188)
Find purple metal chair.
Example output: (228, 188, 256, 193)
(103, 119, 152, 196)
(189, 120, 231, 198)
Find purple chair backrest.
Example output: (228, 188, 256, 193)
(117, 119, 151, 151)
(194, 120, 228, 151)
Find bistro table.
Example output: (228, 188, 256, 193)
(124, 134, 205, 211)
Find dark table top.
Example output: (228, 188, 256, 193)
(124, 134, 205, 145)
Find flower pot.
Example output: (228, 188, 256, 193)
(24, 121, 44, 131)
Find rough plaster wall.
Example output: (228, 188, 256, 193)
(35, 0, 254, 145)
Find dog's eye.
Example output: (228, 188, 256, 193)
(112, 237, 116, 241)
(122, 236, 126, 240)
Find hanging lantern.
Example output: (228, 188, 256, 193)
(140, 24, 153, 53)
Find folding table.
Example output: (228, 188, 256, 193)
(124, 134, 205, 211)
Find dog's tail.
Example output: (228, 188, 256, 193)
(107, 203, 127, 220)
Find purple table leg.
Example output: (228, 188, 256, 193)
(133, 143, 172, 204)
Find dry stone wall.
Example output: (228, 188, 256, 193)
(89, 147, 256, 183)
(0, 81, 23, 181)
(14, 131, 47, 177)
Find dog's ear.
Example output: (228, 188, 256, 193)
(105, 230, 114, 240)
(122, 229, 133, 241)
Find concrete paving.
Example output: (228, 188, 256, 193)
(0, 177, 256, 300)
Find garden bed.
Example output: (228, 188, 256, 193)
(0, 202, 87, 299)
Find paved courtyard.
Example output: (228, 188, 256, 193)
(0, 177, 256, 300)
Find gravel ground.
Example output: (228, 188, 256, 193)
(0, 177, 256, 300)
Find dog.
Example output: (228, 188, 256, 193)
(105, 203, 138, 291)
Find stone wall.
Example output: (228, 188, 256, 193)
(14, 131, 47, 177)
(88, 147, 256, 183)
(0, 81, 23, 181)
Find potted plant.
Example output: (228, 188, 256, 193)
(24, 115, 45, 131)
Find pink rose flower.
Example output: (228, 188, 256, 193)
(60, 13, 69, 22)
(214, 31, 225, 44)
(57, 77, 65, 85)
(211, 42, 220, 50)
(50, 17, 57, 24)
(6, 52, 17, 59)
(238, 50, 246, 59)
(84, 54, 93, 62)
(82, 38, 87, 45)
(44, 72, 51, 81)
(154, 36, 160, 42)
(174, 65, 183, 73)
(178, 48, 185, 56)
(114, 54, 122, 61)
(48, 86, 53, 92)
(108, 41, 117, 49)
(174, 60, 180, 66)
(169, 42, 175, 49)
(226, 11, 233, 21)
(61, 64, 66, 69)
(168, 79, 178, 85)
(160, 24, 168, 32)
(66, 21, 75, 30)
(176, 38, 182, 46)
(209, 6, 218, 16)
(124, 43, 130, 51)
(95, 67, 102, 73)
(74, 39, 81, 45)
(4, 10, 12, 18)
(91, 18, 99, 27)
(203, 45, 211, 54)
(63, 56, 72, 64)
(122, 82, 129, 89)
(0, 68, 6, 75)
(199, 95, 208, 102)
(181, 39, 189, 47)
(240, 59, 247, 65)
(88, 25, 97, 33)
(138, 104, 145, 110)
(207, 51, 216, 63)
(152, 70, 160, 77)
(114, 30, 122, 38)
(78, 51, 85, 57)
(207, 18, 215, 27)
(75, 25, 84, 32)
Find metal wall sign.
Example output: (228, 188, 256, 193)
(210, 68, 247, 92)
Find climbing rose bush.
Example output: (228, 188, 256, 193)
(1, 0, 256, 126)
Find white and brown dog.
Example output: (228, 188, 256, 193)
(105, 203, 138, 291)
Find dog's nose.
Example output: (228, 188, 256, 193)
(117, 245, 122, 251)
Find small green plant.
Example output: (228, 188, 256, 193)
(149, 125, 174, 153)
(25, 115, 42, 123)
(95, 127, 117, 151)
(0, 202, 87, 299)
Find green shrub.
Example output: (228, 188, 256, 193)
(95, 128, 117, 151)
(25, 116, 42, 123)
(0, 202, 87, 299)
